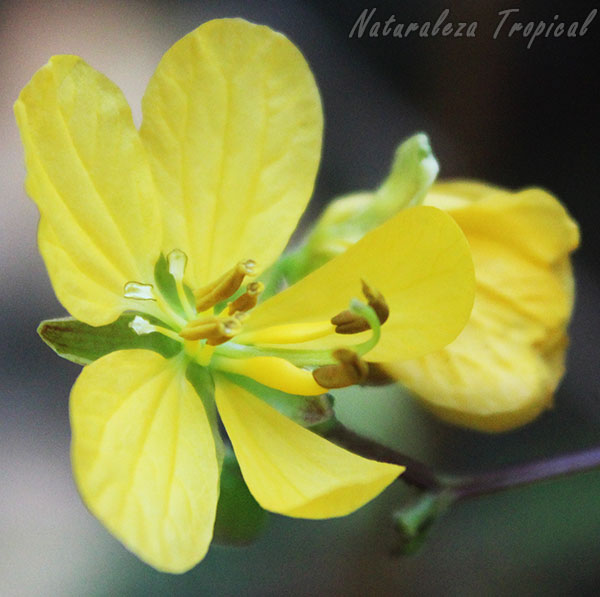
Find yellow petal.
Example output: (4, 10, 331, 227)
(470, 235, 570, 331)
(391, 185, 578, 432)
(215, 356, 327, 396)
(70, 350, 220, 573)
(428, 180, 499, 203)
(244, 206, 475, 362)
(140, 19, 322, 286)
(15, 56, 160, 325)
(215, 376, 402, 518)
(386, 298, 567, 433)
(428, 186, 579, 265)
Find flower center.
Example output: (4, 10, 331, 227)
(122, 252, 264, 354)
(123, 250, 389, 388)
(176, 259, 263, 348)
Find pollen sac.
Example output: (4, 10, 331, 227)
(331, 280, 389, 334)
(228, 281, 264, 314)
(312, 348, 369, 389)
(179, 315, 242, 345)
(195, 259, 257, 312)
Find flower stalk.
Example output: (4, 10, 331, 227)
(324, 419, 600, 499)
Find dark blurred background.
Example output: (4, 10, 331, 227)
(1, 1, 599, 595)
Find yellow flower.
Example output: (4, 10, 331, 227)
(14, 20, 474, 572)
(387, 182, 579, 432)
(297, 137, 579, 433)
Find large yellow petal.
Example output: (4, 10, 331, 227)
(243, 206, 475, 362)
(215, 376, 401, 518)
(429, 180, 499, 203)
(70, 350, 220, 573)
(391, 185, 579, 432)
(15, 56, 160, 325)
(427, 185, 579, 265)
(140, 19, 323, 286)
(386, 292, 568, 433)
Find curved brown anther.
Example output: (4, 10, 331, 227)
(331, 280, 389, 334)
(179, 315, 242, 344)
(331, 309, 369, 334)
(195, 259, 257, 312)
(312, 348, 369, 389)
(228, 281, 265, 314)
(361, 279, 389, 324)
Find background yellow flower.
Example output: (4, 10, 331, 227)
(388, 182, 580, 432)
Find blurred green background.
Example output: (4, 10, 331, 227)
(2, 1, 599, 595)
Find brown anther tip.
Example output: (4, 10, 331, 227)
(312, 349, 368, 389)
(221, 318, 242, 336)
(331, 313, 370, 334)
(206, 317, 242, 346)
(330, 310, 355, 326)
(330, 281, 389, 335)
(361, 279, 389, 325)
(247, 281, 264, 295)
(227, 280, 264, 314)
(360, 279, 374, 297)
(239, 259, 257, 276)
(196, 258, 258, 312)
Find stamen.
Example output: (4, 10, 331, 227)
(331, 280, 389, 334)
(179, 315, 243, 345)
(217, 299, 382, 367)
(195, 259, 257, 312)
(228, 281, 265, 314)
(124, 281, 155, 300)
(361, 279, 389, 324)
(312, 348, 369, 388)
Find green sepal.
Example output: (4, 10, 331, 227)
(222, 372, 335, 428)
(212, 447, 269, 546)
(153, 252, 195, 318)
(38, 313, 182, 365)
(282, 133, 439, 284)
(375, 132, 439, 212)
(185, 362, 225, 468)
(393, 490, 455, 555)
